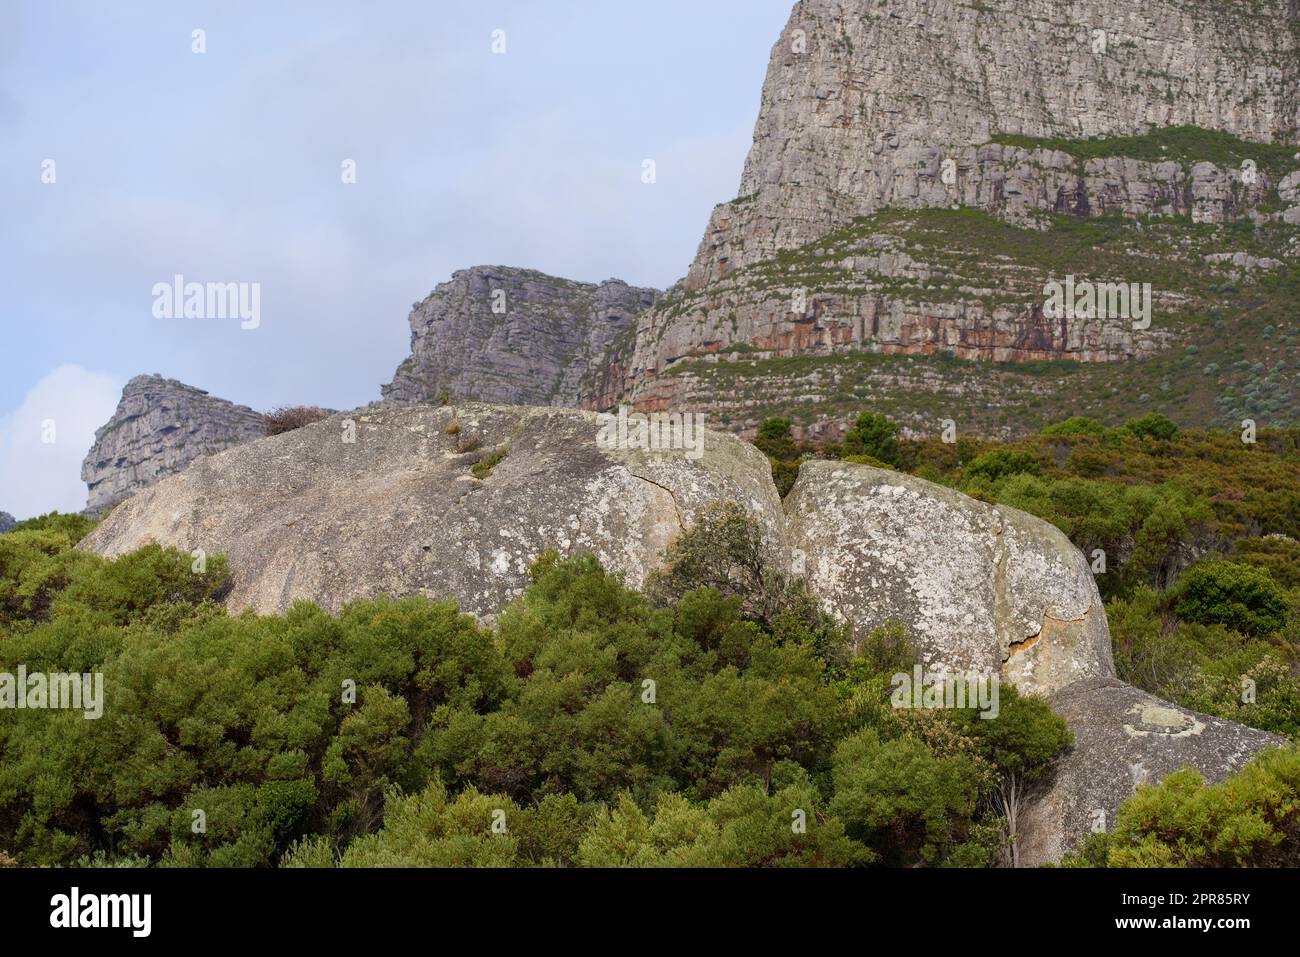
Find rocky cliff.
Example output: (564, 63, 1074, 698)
(0, 512, 15, 534)
(382, 266, 661, 408)
(585, 0, 1300, 437)
(78, 406, 1280, 862)
(684, 0, 1299, 284)
(81, 375, 267, 515)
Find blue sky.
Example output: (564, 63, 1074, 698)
(0, 0, 794, 517)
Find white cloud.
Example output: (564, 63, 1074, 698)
(0, 365, 122, 519)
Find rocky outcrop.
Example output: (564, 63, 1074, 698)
(583, 0, 1300, 426)
(1019, 678, 1283, 867)
(687, 0, 1299, 283)
(383, 267, 661, 408)
(784, 461, 1113, 698)
(81, 375, 266, 515)
(783, 460, 1280, 863)
(0, 512, 15, 534)
(79, 404, 782, 618)
(79, 413, 1280, 861)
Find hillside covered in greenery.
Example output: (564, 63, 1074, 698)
(1, 413, 1297, 869)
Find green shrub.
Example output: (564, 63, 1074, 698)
(829, 728, 990, 867)
(1234, 536, 1300, 590)
(964, 449, 1041, 483)
(1041, 416, 1107, 437)
(771, 459, 802, 498)
(754, 417, 799, 462)
(1064, 746, 1300, 867)
(842, 412, 901, 466)
(471, 448, 508, 480)
(1123, 412, 1180, 442)
(1172, 560, 1290, 636)
(8, 511, 97, 542)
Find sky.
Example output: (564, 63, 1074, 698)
(0, 0, 794, 519)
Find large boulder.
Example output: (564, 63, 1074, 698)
(79, 404, 783, 617)
(784, 460, 1112, 697)
(1018, 678, 1284, 867)
(783, 460, 1281, 863)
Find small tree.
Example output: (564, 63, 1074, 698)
(842, 412, 901, 465)
(952, 685, 1072, 867)
(647, 501, 780, 621)
(1172, 560, 1290, 636)
(1123, 412, 1179, 442)
(646, 501, 850, 671)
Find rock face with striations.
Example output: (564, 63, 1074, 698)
(79, 415, 1280, 861)
(81, 375, 266, 515)
(583, 0, 1300, 432)
(686, 0, 1299, 284)
(383, 267, 661, 408)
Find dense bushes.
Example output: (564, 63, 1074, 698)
(0, 509, 1077, 869)
(1064, 746, 1300, 867)
(1172, 560, 1291, 636)
(1, 587, 508, 866)
(263, 406, 332, 436)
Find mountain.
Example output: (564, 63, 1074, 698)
(588, 0, 1300, 438)
(81, 375, 267, 515)
(382, 266, 661, 408)
(80, 2, 1300, 505)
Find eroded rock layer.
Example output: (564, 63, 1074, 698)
(689, 0, 1299, 283)
(587, 0, 1300, 430)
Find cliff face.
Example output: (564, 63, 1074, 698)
(688, 0, 1300, 284)
(0, 512, 15, 534)
(589, 0, 1300, 434)
(81, 375, 266, 514)
(382, 266, 661, 408)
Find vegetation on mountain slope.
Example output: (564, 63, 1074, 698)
(1, 415, 1296, 868)
(759, 414, 1300, 738)
(662, 207, 1299, 438)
